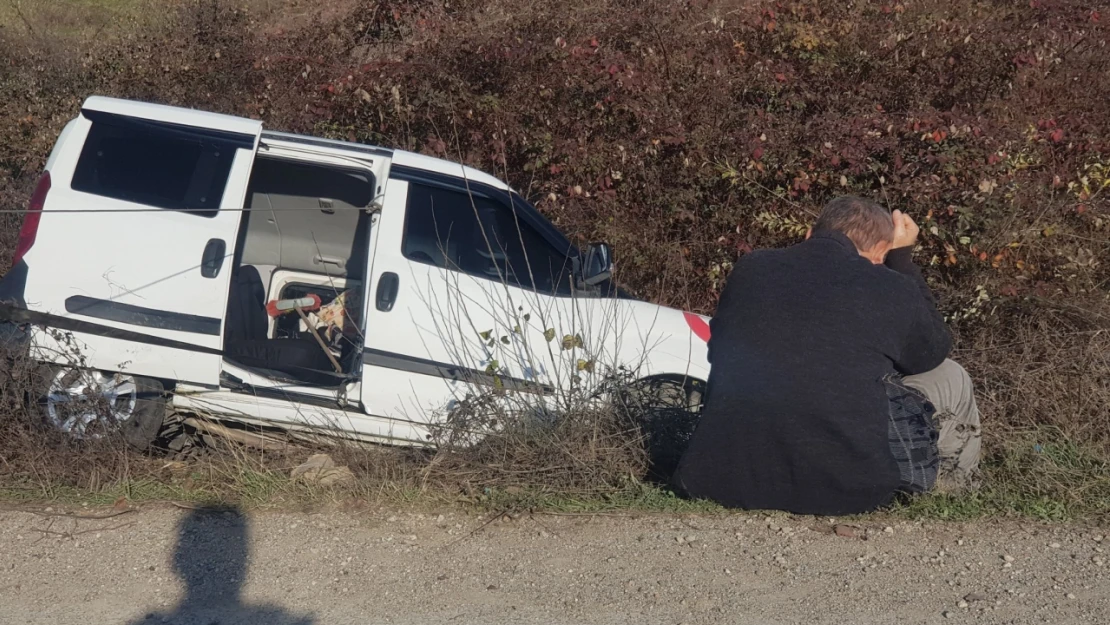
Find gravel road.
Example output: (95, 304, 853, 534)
(1, 506, 1107, 625)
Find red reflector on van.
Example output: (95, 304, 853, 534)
(684, 311, 711, 343)
(13, 172, 50, 267)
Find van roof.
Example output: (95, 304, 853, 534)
(81, 96, 511, 192)
(82, 96, 263, 137)
(260, 130, 510, 191)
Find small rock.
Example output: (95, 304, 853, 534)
(487, 584, 498, 591)
(964, 592, 989, 602)
(291, 453, 336, 476)
(539, 530, 551, 539)
(1091, 556, 1104, 566)
(1003, 555, 1015, 563)
(675, 536, 685, 543)
(291, 454, 355, 487)
(317, 466, 355, 487)
(883, 526, 894, 535)
(1067, 593, 1077, 600)
(834, 525, 858, 538)
(957, 600, 969, 609)
(943, 610, 954, 619)
(1050, 542, 1062, 549)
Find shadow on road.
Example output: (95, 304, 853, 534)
(131, 505, 314, 625)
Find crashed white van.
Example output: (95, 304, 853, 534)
(0, 96, 711, 448)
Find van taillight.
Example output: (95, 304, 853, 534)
(12, 172, 50, 267)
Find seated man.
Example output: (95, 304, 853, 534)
(672, 197, 981, 515)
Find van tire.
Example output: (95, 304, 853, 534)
(42, 369, 169, 451)
(120, 376, 170, 451)
(615, 376, 706, 482)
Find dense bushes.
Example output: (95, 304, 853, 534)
(0, 0, 1107, 508)
(3, 1, 1106, 305)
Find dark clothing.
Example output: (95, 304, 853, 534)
(672, 231, 951, 515)
(883, 376, 939, 493)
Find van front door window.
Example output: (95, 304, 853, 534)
(401, 182, 575, 295)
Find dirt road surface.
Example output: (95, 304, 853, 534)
(1, 506, 1107, 625)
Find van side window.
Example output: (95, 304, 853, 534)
(71, 118, 237, 217)
(402, 182, 575, 295)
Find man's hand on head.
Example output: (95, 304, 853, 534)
(891, 210, 920, 250)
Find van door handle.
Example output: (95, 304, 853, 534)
(200, 239, 226, 279)
(313, 254, 346, 270)
(375, 272, 399, 312)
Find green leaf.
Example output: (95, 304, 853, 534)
(576, 359, 595, 373)
(500, 336, 511, 345)
(523, 313, 531, 322)
(478, 330, 492, 341)
(484, 359, 499, 374)
(544, 328, 556, 342)
(512, 324, 521, 334)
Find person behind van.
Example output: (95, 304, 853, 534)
(672, 196, 982, 515)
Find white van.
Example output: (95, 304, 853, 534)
(0, 96, 711, 448)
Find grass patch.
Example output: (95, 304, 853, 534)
(0, 479, 214, 508)
(3, 437, 1105, 523)
(891, 430, 1110, 522)
(0, 0, 150, 38)
(0, 476, 722, 515)
(0, 0, 145, 19)
(0, 351, 1103, 521)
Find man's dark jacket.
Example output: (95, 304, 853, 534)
(672, 231, 951, 515)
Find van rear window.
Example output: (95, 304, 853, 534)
(71, 117, 239, 217)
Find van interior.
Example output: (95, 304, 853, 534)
(223, 156, 374, 387)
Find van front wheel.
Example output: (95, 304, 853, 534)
(43, 369, 168, 450)
(615, 376, 705, 481)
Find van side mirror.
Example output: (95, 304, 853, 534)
(582, 242, 613, 286)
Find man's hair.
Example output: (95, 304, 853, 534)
(812, 196, 894, 251)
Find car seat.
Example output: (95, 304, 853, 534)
(225, 265, 268, 342)
(223, 264, 343, 385)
